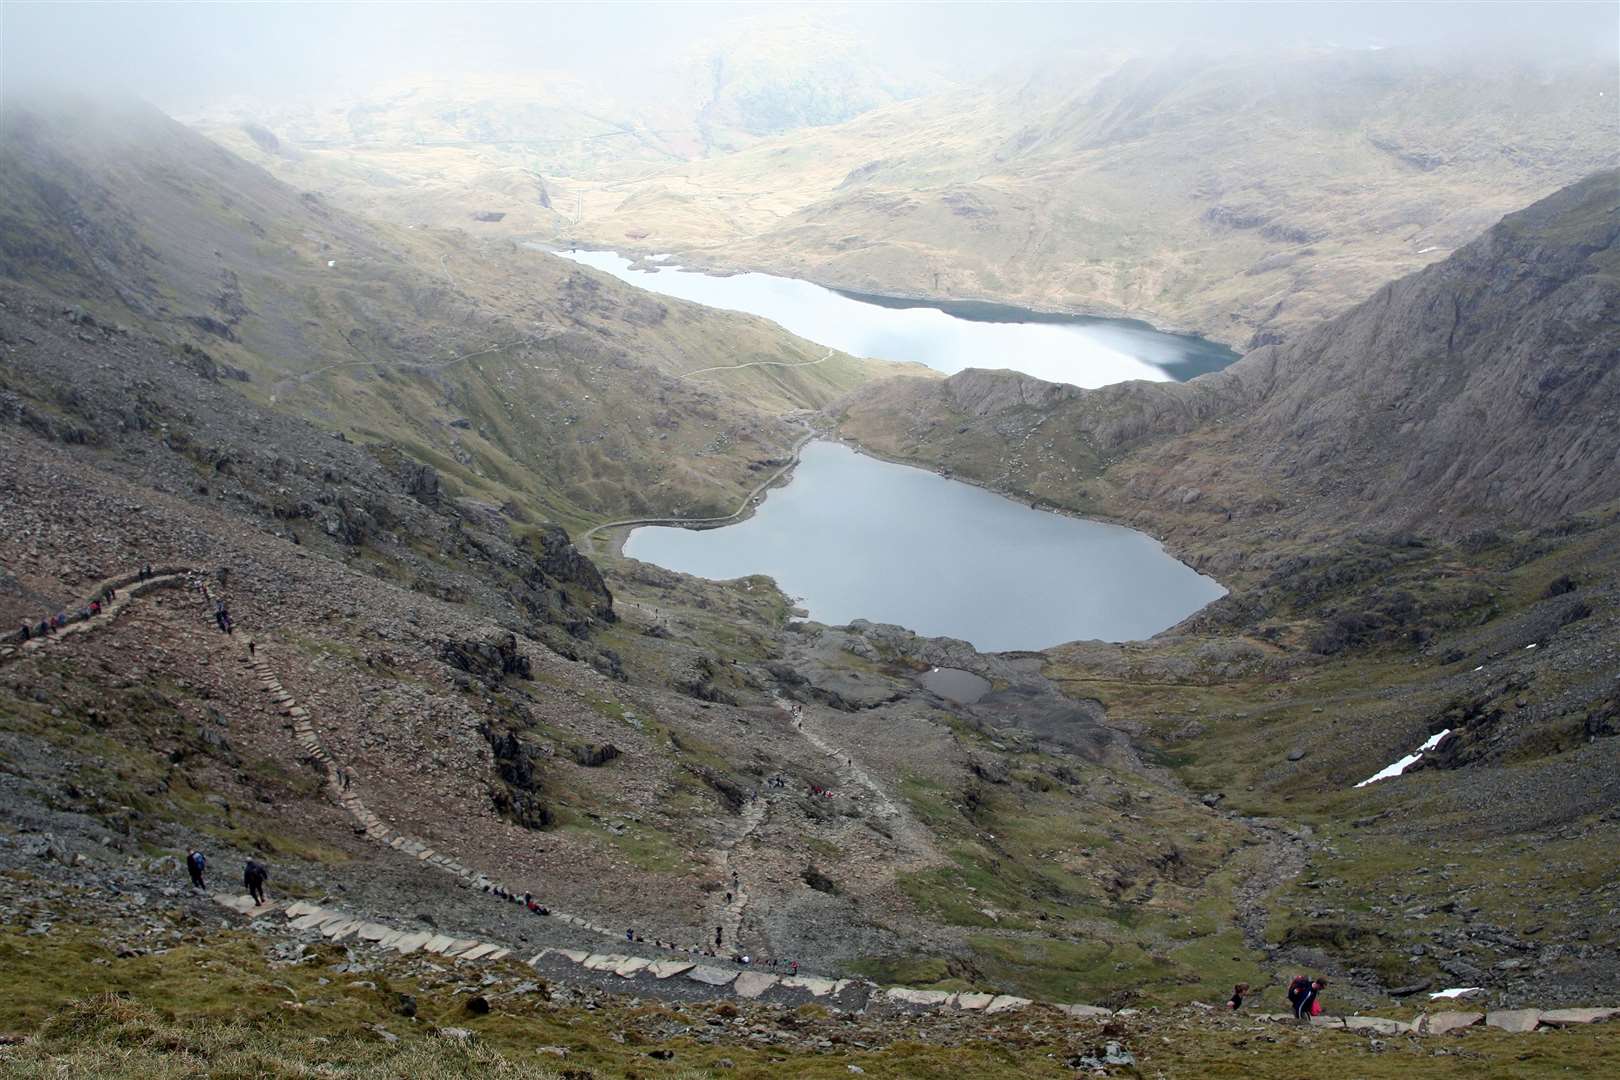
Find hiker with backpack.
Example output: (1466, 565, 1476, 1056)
(1287, 975, 1326, 1019)
(244, 858, 269, 906)
(185, 849, 207, 889)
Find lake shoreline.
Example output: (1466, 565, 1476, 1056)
(542, 241, 1245, 355)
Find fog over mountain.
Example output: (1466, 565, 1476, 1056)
(4, 0, 1615, 109)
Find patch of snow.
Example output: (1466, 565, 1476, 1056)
(1355, 729, 1451, 788)
(1473, 665, 1484, 671)
(1430, 987, 1485, 999)
(327, 260, 336, 268)
(1525, 643, 1538, 649)
(1416, 246, 1440, 254)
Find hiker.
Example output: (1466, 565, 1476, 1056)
(247, 639, 256, 657)
(627, 928, 635, 942)
(17, 622, 29, 642)
(715, 926, 723, 948)
(725, 891, 732, 903)
(1227, 982, 1249, 1010)
(244, 859, 269, 906)
(185, 849, 207, 889)
(1288, 975, 1326, 1019)
(337, 766, 352, 791)
(790, 960, 799, 976)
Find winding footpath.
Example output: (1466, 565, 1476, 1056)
(18, 567, 1620, 1030)
(677, 347, 834, 381)
(578, 420, 815, 556)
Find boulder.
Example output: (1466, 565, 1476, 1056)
(1486, 1009, 1541, 1033)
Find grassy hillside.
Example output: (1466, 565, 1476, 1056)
(0, 94, 925, 532)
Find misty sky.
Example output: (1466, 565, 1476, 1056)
(3, 1, 1615, 110)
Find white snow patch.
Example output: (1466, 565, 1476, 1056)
(1356, 729, 1451, 788)
(327, 260, 336, 268)
(1525, 643, 1538, 649)
(1473, 665, 1484, 671)
(1430, 987, 1485, 999)
(1416, 246, 1440, 254)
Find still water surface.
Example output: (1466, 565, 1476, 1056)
(560, 250, 1237, 388)
(625, 442, 1226, 652)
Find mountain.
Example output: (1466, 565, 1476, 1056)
(566, 47, 1616, 347)
(837, 169, 1620, 563)
(1, 93, 918, 534)
(3, 93, 1619, 1073)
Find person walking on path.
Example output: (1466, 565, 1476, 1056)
(1227, 982, 1249, 1010)
(1288, 975, 1325, 1019)
(244, 858, 269, 906)
(185, 849, 206, 890)
(247, 639, 256, 658)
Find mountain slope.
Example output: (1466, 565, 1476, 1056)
(573, 48, 1616, 347)
(837, 169, 1620, 568)
(0, 94, 922, 531)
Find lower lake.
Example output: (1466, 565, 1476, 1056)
(558, 250, 1237, 388)
(623, 441, 1226, 652)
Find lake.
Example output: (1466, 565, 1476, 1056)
(558, 250, 1237, 388)
(624, 441, 1226, 652)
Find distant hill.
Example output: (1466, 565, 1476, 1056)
(837, 170, 1620, 564)
(571, 48, 1617, 348)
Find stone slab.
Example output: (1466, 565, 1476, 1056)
(1422, 1011, 1484, 1035)
(1538, 1008, 1619, 1026)
(782, 976, 837, 996)
(1059, 1004, 1114, 1018)
(486, 948, 510, 961)
(613, 958, 651, 978)
(687, 965, 738, 987)
(393, 931, 433, 955)
(955, 993, 994, 1011)
(356, 922, 391, 942)
(582, 953, 628, 972)
(1486, 1009, 1541, 1033)
(441, 938, 482, 958)
(289, 912, 328, 931)
(986, 995, 1032, 1015)
(283, 901, 322, 919)
(886, 988, 951, 1007)
(460, 943, 499, 961)
(1344, 1016, 1414, 1035)
(423, 935, 456, 954)
(649, 960, 695, 980)
(734, 972, 780, 999)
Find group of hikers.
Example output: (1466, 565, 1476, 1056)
(184, 848, 271, 906)
(15, 583, 120, 642)
(1225, 976, 1329, 1019)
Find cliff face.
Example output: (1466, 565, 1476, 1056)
(839, 171, 1620, 542)
(1194, 168, 1620, 527)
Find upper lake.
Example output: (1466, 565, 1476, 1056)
(624, 441, 1227, 652)
(559, 250, 1237, 388)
